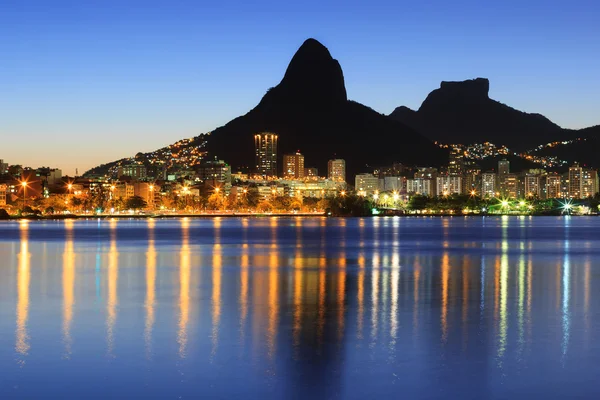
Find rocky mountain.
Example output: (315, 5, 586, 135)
(389, 78, 566, 150)
(85, 38, 445, 179)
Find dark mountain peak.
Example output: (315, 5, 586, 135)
(263, 38, 347, 106)
(438, 77, 490, 99)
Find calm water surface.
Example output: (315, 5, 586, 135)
(1, 216, 599, 399)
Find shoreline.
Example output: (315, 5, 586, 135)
(1, 212, 597, 221)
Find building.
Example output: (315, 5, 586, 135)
(524, 173, 542, 198)
(0, 160, 8, 175)
(568, 163, 583, 198)
(383, 176, 404, 192)
(407, 178, 433, 196)
(448, 145, 464, 176)
(118, 163, 147, 180)
(0, 184, 6, 206)
(281, 178, 342, 198)
(327, 159, 346, 182)
(503, 173, 519, 199)
(113, 182, 135, 200)
(304, 167, 318, 179)
(283, 152, 305, 179)
(498, 159, 510, 176)
(198, 159, 232, 184)
(545, 174, 562, 199)
(582, 169, 599, 198)
(355, 173, 380, 195)
(481, 173, 496, 198)
(436, 176, 462, 196)
(254, 132, 278, 177)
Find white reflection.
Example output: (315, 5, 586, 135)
(562, 241, 571, 361)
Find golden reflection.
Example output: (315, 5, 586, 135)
(178, 219, 191, 358)
(337, 264, 346, 341)
(62, 220, 76, 358)
(317, 262, 326, 346)
(293, 263, 303, 348)
(527, 255, 533, 346)
(267, 246, 279, 358)
(16, 221, 30, 358)
(107, 219, 118, 356)
(441, 253, 449, 344)
(145, 219, 156, 359)
(357, 254, 365, 339)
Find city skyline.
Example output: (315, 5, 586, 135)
(2, 0, 600, 175)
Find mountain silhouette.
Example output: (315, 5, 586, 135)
(205, 38, 445, 178)
(389, 78, 565, 150)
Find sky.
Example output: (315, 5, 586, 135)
(1, 0, 599, 175)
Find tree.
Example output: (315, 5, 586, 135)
(126, 196, 147, 210)
(0, 209, 9, 219)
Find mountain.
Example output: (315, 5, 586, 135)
(85, 38, 445, 180)
(389, 78, 565, 150)
(205, 38, 445, 178)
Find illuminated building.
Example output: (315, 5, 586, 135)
(0, 184, 6, 206)
(355, 173, 380, 195)
(304, 167, 318, 179)
(582, 169, 598, 198)
(481, 172, 496, 197)
(498, 159, 510, 176)
(568, 163, 582, 199)
(545, 173, 562, 199)
(383, 176, 405, 192)
(524, 173, 542, 198)
(327, 159, 346, 182)
(281, 178, 341, 198)
(436, 176, 462, 196)
(254, 132, 278, 177)
(504, 174, 518, 199)
(406, 178, 433, 196)
(448, 145, 464, 176)
(283, 152, 305, 179)
(198, 159, 231, 184)
(118, 163, 147, 180)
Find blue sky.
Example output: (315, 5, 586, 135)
(1, 0, 599, 174)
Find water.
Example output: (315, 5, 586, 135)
(0, 216, 599, 399)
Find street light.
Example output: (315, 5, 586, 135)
(21, 181, 27, 209)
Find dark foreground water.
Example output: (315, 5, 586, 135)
(1, 216, 599, 399)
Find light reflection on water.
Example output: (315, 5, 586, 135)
(0, 216, 600, 399)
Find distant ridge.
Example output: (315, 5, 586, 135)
(389, 78, 564, 150)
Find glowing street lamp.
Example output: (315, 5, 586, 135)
(501, 200, 509, 208)
(470, 189, 477, 197)
(21, 181, 28, 209)
(393, 191, 399, 202)
(373, 191, 379, 201)
(340, 190, 346, 197)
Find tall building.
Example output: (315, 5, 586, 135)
(0, 159, 8, 175)
(355, 173, 380, 195)
(504, 174, 519, 199)
(436, 176, 462, 196)
(283, 152, 305, 179)
(568, 163, 583, 198)
(383, 176, 405, 192)
(448, 145, 464, 176)
(481, 173, 496, 197)
(545, 174, 562, 199)
(328, 159, 346, 182)
(254, 132, 278, 177)
(524, 173, 542, 198)
(498, 159, 510, 176)
(582, 169, 598, 198)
